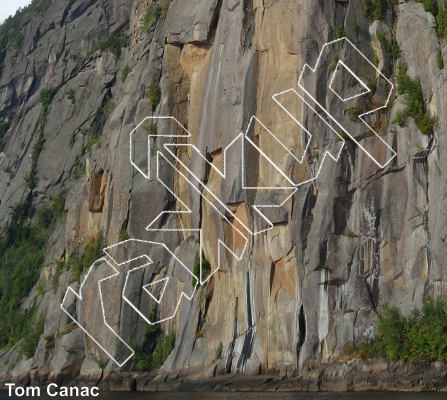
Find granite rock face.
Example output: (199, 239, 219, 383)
(0, 0, 446, 387)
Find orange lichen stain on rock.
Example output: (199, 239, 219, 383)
(274, 251, 296, 294)
(227, 202, 249, 251)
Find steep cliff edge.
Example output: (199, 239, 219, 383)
(0, 0, 446, 391)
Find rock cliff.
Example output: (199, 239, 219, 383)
(0, 0, 446, 390)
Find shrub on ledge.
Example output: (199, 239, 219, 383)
(345, 296, 447, 364)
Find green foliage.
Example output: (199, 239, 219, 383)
(144, 124, 157, 136)
(377, 31, 400, 59)
(49, 194, 65, 221)
(0, 0, 50, 63)
(142, 5, 162, 33)
(364, 0, 388, 22)
(66, 230, 104, 283)
(191, 252, 211, 287)
(9, 32, 24, 50)
(161, 1, 173, 18)
(373, 51, 379, 68)
(144, 308, 161, 336)
(0, 194, 65, 348)
(347, 107, 363, 122)
(368, 78, 377, 95)
(131, 332, 175, 371)
(329, 54, 339, 71)
(131, 343, 152, 371)
(69, 54, 83, 64)
(88, 33, 127, 58)
(438, 49, 444, 69)
(0, 9, 26, 56)
(438, 1, 447, 35)
(395, 61, 436, 135)
(37, 277, 46, 295)
(119, 229, 128, 241)
(192, 253, 200, 288)
(25, 123, 45, 190)
(335, 25, 347, 39)
(39, 87, 57, 107)
(21, 316, 45, 358)
(121, 65, 131, 82)
(73, 165, 86, 180)
(422, 0, 437, 15)
(147, 83, 160, 108)
(36, 207, 53, 229)
(52, 257, 66, 294)
(35, 195, 65, 229)
(0, 121, 11, 152)
(66, 89, 75, 104)
(0, 193, 65, 350)
(85, 137, 101, 154)
(388, 38, 400, 58)
(376, 31, 387, 47)
(311, 150, 319, 159)
(44, 334, 55, 357)
(348, 297, 447, 363)
(100, 95, 115, 117)
(152, 332, 175, 369)
(24, 169, 37, 190)
(216, 341, 223, 360)
(27, 0, 51, 15)
(352, 20, 361, 40)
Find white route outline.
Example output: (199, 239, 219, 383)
(104, 239, 199, 325)
(298, 37, 397, 169)
(63, 37, 397, 366)
(61, 258, 135, 367)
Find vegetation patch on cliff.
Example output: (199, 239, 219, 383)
(63, 229, 104, 283)
(346, 296, 447, 363)
(0, 194, 65, 352)
(0, 120, 10, 152)
(142, 5, 162, 33)
(87, 33, 127, 58)
(131, 332, 175, 371)
(192, 252, 211, 287)
(438, 1, 447, 34)
(364, 0, 388, 22)
(0, 0, 50, 76)
(395, 61, 436, 135)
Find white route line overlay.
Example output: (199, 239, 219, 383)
(62, 37, 397, 366)
(61, 258, 134, 367)
(104, 239, 199, 325)
(298, 37, 397, 169)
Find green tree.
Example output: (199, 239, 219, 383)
(147, 83, 160, 108)
(423, 0, 437, 15)
(364, 0, 388, 22)
(438, 49, 444, 69)
(39, 87, 57, 107)
(437, 1, 447, 35)
(142, 5, 162, 33)
(395, 61, 436, 135)
(121, 65, 131, 82)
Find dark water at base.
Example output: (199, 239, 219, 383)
(1, 391, 447, 400)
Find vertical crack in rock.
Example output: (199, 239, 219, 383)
(236, 252, 255, 372)
(225, 297, 238, 373)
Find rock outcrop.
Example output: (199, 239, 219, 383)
(0, 0, 446, 390)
